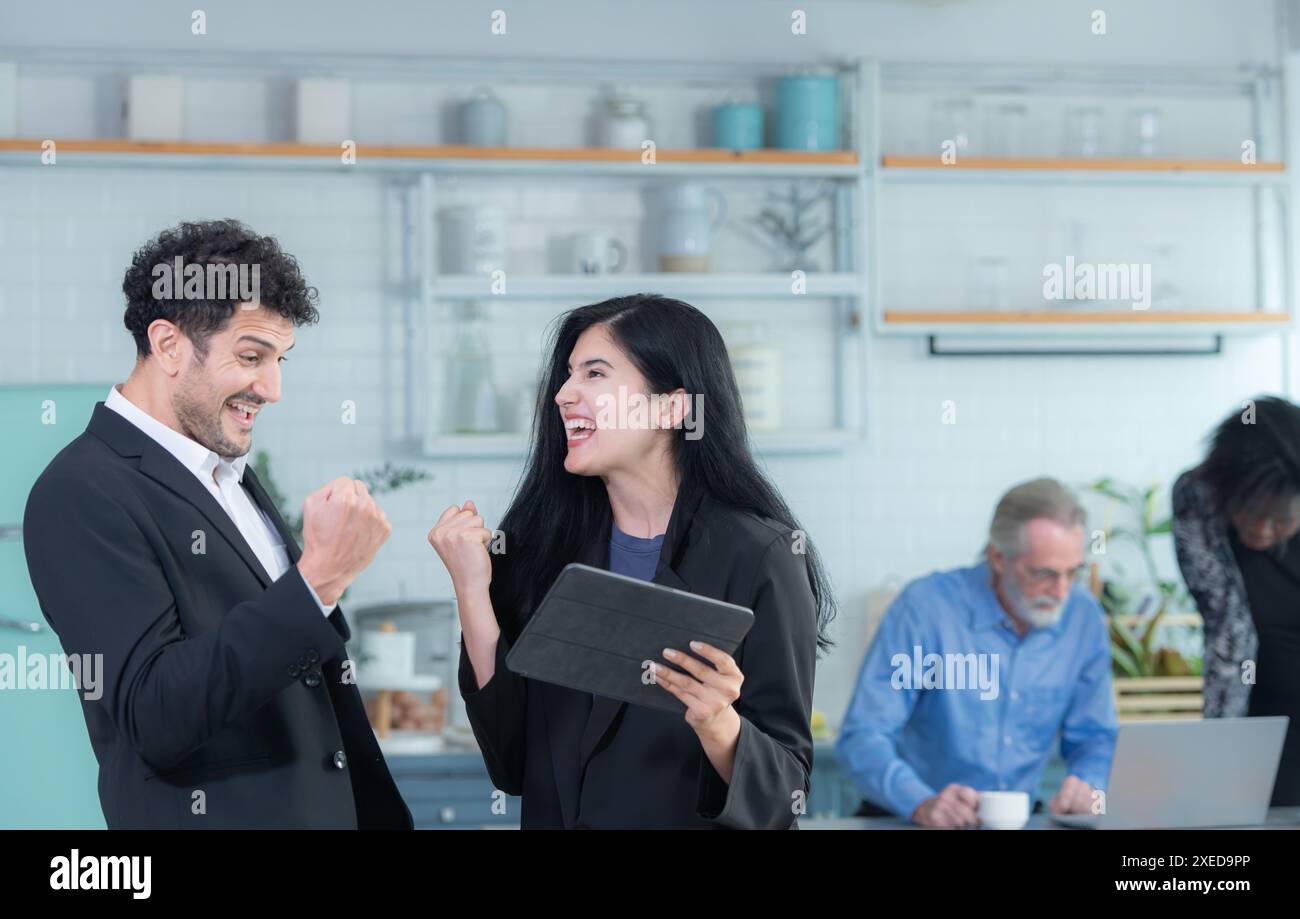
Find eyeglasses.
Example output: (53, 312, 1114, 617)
(1022, 565, 1086, 589)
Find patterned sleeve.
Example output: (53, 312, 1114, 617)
(1170, 469, 1255, 718)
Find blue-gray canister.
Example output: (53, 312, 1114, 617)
(713, 102, 764, 150)
(460, 87, 507, 146)
(774, 74, 839, 151)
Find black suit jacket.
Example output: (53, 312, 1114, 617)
(459, 488, 819, 829)
(22, 402, 412, 829)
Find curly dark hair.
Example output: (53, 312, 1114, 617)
(122, 219, 319, 359)
(1201, 395, 1300, 518)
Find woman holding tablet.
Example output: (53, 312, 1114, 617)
(428, 294, 833, 829)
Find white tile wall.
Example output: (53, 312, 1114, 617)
(2, 9, 1293, 724)
(3, 157, 1287, 723)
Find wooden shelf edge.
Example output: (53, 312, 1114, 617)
(411, 428, 860, 458)
(429, 272, 864, 297)
(0, 138, 857, 165)
(882, 154, 1284, 173)
(1114, 676, 1205, 690)
(883, 310, 1292, 324)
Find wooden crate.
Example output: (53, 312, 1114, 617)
(1113, 676, 1204, 722)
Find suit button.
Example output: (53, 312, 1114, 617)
(303, 671, 322, 689)
(333, 750, 347, 770)
(306, 649, 320, 664)
(296, 656, 309, 670)
(288, 664, 301, 677)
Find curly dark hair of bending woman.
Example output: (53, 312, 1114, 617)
(490, 293, 836, 652)
(1200, 395, 1300, 552)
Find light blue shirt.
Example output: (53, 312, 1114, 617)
(835, 561, 1117, 819)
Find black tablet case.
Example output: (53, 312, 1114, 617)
(504, 563, 755, 713)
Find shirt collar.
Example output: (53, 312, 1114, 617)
(104, 385, 248, 484)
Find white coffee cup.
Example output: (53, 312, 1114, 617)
(978, 790, 1029, 830)
(569, 232, 627, 275)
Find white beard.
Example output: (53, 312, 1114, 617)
(1022, 601, 1065, 629)
(1004, 575, 1065, 629)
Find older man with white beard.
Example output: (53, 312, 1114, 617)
(835, 478, 1118, 828)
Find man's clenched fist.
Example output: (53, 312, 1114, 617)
(297, 477, 392, 607)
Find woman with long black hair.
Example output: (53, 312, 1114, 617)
(428, 294, 833, 829)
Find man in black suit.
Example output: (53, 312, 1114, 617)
(23, 219, 412, 829)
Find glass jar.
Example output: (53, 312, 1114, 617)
(1126, 107, 1161, 158)
(928, 98, 974, 157)
(446, 300, 500, 433)
(599, 92, 652, 149)
(1062, 105, 1105, 157)
(984, 102, 1028, 157)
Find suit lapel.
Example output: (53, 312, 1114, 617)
(138, 437, 276, 587)
(88, 403, 273, 587)
(241, 465, 301, 564)
(579, 701, 626, 772)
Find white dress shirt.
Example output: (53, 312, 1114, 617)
(104, 384, 333, 616)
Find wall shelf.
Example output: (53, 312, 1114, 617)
(407, 428, 862, 460)
(429, 273, 863, 300)
(882, 155, 1283, 171)
(864, 61, 1296, 339)
(882, 310, 1293, 338)
(0, 138, 860, 178)
(884, 309, 1291, 328)
(879, 154, 1286, 187)
(0, 57, 871, 453)
(390, 59, 871, 454)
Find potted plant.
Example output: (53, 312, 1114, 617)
(1084, 478, 1204, 720)
(253, 452, 429, 543)
(251, 451, 431, 599)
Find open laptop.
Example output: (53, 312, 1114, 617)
(1051, 717, 1289, 829)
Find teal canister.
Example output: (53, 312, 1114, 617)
(774, 74, 839, 151)
(712, 102, 764, 150)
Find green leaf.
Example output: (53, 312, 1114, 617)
(1088, 479, 1130, 504)
(354, 463, 432, 496)
(1110, 643, 1142, 678)
(1111, 620, 1148, 674)
(1139, 602, 1166, 655)
(1142, 485, 1157, 530)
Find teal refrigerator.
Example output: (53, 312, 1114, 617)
(1, 384, 108, 828)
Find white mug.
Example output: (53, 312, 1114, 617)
(978, 790, 1030, 830)
(569, 232, 627, 275)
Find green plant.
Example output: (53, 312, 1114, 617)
(251, 451, 431, 548)
(1086, 478, 1201, 678)
(735, 182, 834, 272)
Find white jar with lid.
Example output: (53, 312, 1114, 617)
(727, 324, 783, 431)
(599, 88, 652, 149)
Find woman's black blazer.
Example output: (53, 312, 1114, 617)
(458, 488, 819, 829)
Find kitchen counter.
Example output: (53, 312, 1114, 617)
(801, 806, 1300, 830)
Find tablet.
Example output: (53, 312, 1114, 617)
(504, 563, 755, 713)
